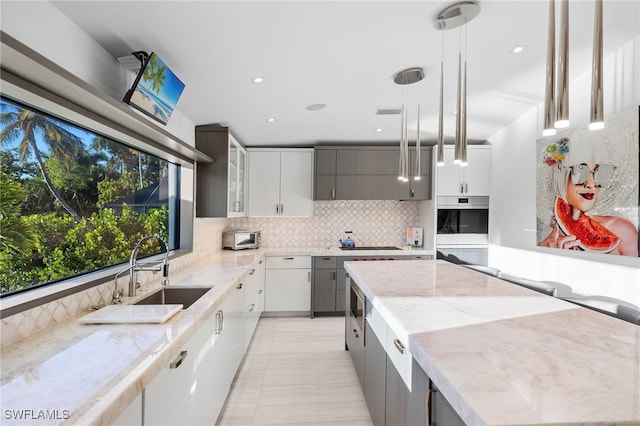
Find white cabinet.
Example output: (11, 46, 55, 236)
(247, 149, 313, 217)
(436, 146, 491, 196)
(143, 259, 264, 425)
(195, 125, 247, 217)
(242, 258, 264, 351)
(227, 135, 247, 217)
(144, 315, 218, 425)
(264, 256, 311, 312)
(113, 393, 142, 426)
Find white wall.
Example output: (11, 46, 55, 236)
(488, 36, 640, 307)
(0, 1, 196, 146)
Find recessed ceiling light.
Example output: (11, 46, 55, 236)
(305, 103, 327, 111)
(266, 117, 276, 123)
(510, 44, 527, 54)
(375, 128, 383, 133)
(251, 76, 264, 84)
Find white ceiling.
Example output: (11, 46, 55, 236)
(50, 0, 639, 147)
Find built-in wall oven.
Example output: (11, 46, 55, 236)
(436, 195, 489, 265)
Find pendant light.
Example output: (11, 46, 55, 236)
(589, 0, 604, 130)
(394, 67, 425, 182)
(543, 0, 557, 137)
(415, 103, 421, 180)
(436, 37, 445, 167)
(555, 0, 570, 129)
(434, 1, 480, 167)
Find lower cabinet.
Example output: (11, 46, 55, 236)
(113, 393, 142, 426)
(264, 256, 311, 313)
(364, 321, 386, 426)
(139, 259, 264, 425)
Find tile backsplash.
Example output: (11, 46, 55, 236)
(227, 200, 420, 248)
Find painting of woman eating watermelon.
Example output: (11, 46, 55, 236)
(537, 107, 639, 257)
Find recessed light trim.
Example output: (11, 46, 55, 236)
(510, 44, 527, 54)
(266, 117, 276, 123)
(305, 103, 327, 111)
(375, 128, 383, 133)
(251, 76, 264, 84)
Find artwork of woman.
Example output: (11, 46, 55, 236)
(537, 115, 639, 257)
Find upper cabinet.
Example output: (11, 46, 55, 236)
(195, 125, 247, 217)
(247, 148, 314, 217)
(314, 146, 432, 201)
(436, 145, 491, 197)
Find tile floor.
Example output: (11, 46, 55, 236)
(216, 316, 373, 426)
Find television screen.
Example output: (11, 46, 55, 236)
(123, 52, 185, 125)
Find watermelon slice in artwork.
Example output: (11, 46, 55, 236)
(554, 197, 621, 253)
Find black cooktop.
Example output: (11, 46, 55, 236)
(339, 246, 402, 250)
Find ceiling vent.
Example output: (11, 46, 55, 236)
(375, 107, 402, 116)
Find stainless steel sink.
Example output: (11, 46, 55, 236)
(134, 287, 212, 309)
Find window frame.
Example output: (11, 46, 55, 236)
(0, 31, 205, 316)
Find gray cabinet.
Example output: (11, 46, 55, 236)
(195, 125, 246, 217)
(364, 321, 387, 426)
(345, 275, 365, 389)
(385, 355, 410, 426)
(431, 382, 466, 426)
(314, 146, 432, 201)
(312, 256, 347, 316)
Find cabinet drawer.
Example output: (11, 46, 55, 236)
(266, 256, 312, 269)
(313, 256, 337, 269)
(386, 326, 412, 390)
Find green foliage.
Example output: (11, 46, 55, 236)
(0, 206, 169, 293)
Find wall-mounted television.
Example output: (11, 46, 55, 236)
(123, 52, 185, 125)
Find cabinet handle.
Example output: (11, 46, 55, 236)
(410, 189, 415, 198)
(276, 204, 280, 215)
(259, 260, 263, 264)
(258, 289, 263, 294)
(248, 303, 255, 312)
(460, 183, 464, 194)
(237, 282, 243, 289)
(331, 188, 336, 199)
(393, 338, 405, 354)
(284, 257, 295, 260)
(465, 183, 469, 193)
(280, 204, 284, 215)
(308, 271, 311, 282)
(215, 310, 224, 334)
(353, 329, 359, 338)
(249, 268, 256, 275)
(170, 350, 188, 369)
(332, 271, 337, 280)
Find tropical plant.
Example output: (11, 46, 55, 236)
(0, 174, 37, 254)
(142, 54, 166, 95)
(0, 102, 84, 221)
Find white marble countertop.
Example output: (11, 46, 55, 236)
(0, 246, 428, 425)
(0, 250, 264, 425)
(344, 259, 640, 426)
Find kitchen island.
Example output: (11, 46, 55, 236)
(344, 259, 640, 425)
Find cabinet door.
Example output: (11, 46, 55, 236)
(315, 149, 337, 200)
(145, 318, 216, 426)
(228, 136, 247, 217)
(385, 355, 410, 426)
(335, 267, 347, 312)
(313, 269, 337, 312)
(346, 315, 365, 389)
(364, 321, 387, 426)
(265, 268, 311, 311)
(113, 393, 142, 426)
(436, 147, 464, 196)
(248, 150, 281, 216)
(280, 150, 313, 216)
(431, 383, 466, 426)
(336, 175, 406, 200)
(242, 265, 262, 350)
(406, 148, 432, 200)
(463, 147, 491, 196)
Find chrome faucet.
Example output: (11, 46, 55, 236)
(127, 234, 171, 297)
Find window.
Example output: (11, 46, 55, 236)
(0, 96, 180, 296)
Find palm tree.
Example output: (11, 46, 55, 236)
(0, 104, 83, 221)
(143, 54, 166, 95)
(0, 176, 37, 254)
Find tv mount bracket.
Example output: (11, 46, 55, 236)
(131, 51, 149, 67)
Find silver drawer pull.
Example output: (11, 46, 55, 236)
(249, 268, 255, 275)
(284, 257, 295, 260)
(393, 338, 405, 354)
(237, 282, 243, 289)
(248, 303, 255, 312)
(170, 350, 188, 369)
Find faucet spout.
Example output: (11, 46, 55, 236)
(128, 234, 171, 297)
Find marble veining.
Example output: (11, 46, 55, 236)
(344, 259, 640, 426)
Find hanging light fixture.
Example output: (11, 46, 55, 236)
(555, 0, 570, 129)
(434, 1, 480, 167)
(589, 0, 604, 130)
(543, 0, 557, 137)
(394, 67, 425, 182)
(436, 32, 445, 167)
(415, 103, 422, 180)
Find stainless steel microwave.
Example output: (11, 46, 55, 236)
(222, 230, 261, 250)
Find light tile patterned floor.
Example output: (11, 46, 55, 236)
(216, 317, 373, 426)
